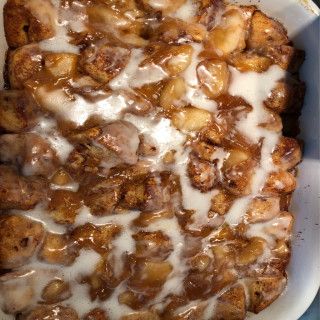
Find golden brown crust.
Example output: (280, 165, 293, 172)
(247, 276, 287, 313)
(80, 176, 124, 215)
(71, 223, 120, 253)
(272, 137, 302, 170)
(80, 44, 131, 84)
(245, 197, 280, 223)
(84, 308, 109, 320)
(264, 79, 305, 114)
(133, 231, 173, 260)
(188, 154, 218, 192)
(198, 0, 226, 31)
(48, 190, 82, 224)
(0, 165, 47, 210)
(4, 0, 54, 48)
(247, 11, 289, 49)
(0, 90, 36, 132)
(265, 45, 305, 73)
(154, 17, 207, 44)
(221, 150, 255, 196)
(23, 305, 79, 320)
(263, 171, 296, 195)
(41, 279, 71, 304)
(7, 44, 43, 89)
(0, 215, 45, 268)
(210, 189, 236, 215)
(121, 311, 160, 320)
(227, 51, 273, 73)
(213, 285, 246, 320)
(0, 133, 60, 176)
(38, 232, 79, 265)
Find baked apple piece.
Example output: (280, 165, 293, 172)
(38, 232, 79, 266)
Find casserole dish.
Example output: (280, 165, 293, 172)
(0, 0, 318, 319)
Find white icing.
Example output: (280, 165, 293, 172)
(94, 120, 140, 165)
(173, 295, 217, 320)
(256, 246, 272, 264)
(60, 1, 88, 33)
(66, 283, 100, 316)
(15, 250, 102, 317)
(147, 0, 169, 10)
(211, 147, 228, 170)
(182, 43, 217, 112)
(228, 66, 286, 143)
(37, 0, 80, 53)
(25, 0, 56, 26)
(36, 88, 128, 126)
(109, 49, 144, 90)
(75, 206, 139, 227)
(11, 204, 66, 234)
(63, 250, 101, 278)
(124, 113, 186, 169)
(75, 207, 139, 275)
(170, 0, 198, 22)
(185, 86, 217, 112)
(174, 148, 218, 227)
(31, 117, 74, 163)
(0, 271, 36, 318)
(109, 49, 168, 90)
(201, 296, 218, 320)
(183, 43, 202, 87)
(246, 214, 292, 245)
(50, 182, 79, 192)
(147, 218, 186, 306)
(104, 284, 133, 319)
(226, 197, 251, 226)
(225, 65, 286, 226)
(125, 114, 217, 227)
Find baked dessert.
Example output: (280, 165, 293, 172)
(0, 0, 305, 319)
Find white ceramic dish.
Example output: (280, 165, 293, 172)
(0, 1, 318, 319)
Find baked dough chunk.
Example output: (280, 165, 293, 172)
(4, 0, 55, 48)
(0, 165, 47, 210)
(0, 133, 60, 176)
(0, 215, 45, 268)
(248, 276, 287, 313)
(80, 44, 131, 84)
(213, 285, 246, 320)
(0, 90, 36, 132)
(7, 44, 43, 89)
(247, 11, 289, 49)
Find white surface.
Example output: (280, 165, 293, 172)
(0, 1, 319, 319)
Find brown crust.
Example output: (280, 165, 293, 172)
(0, 165, 47, 210)
(247, 10, 289, 49)
(0, 215, 45, 269)
(4, 0, 54, 48)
